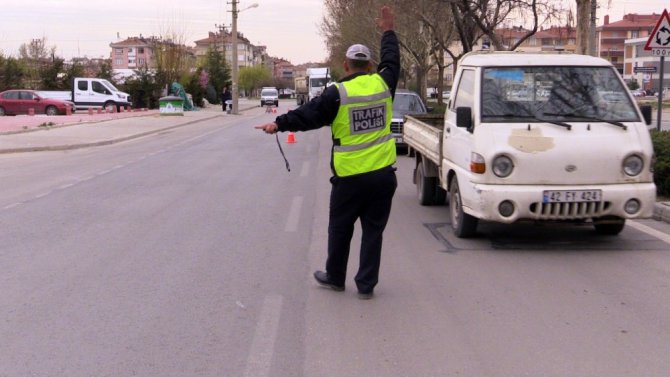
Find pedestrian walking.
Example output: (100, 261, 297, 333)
(255, 5, 400, 299)
(221, 86, 232, 113)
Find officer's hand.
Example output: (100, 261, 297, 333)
(255, 122, 279, 134)
(376, 6, 394, 32)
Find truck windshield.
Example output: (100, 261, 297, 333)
(310, 78, 328, 87)
(102, 79, 119, 92)
(480, 66, 640, 123)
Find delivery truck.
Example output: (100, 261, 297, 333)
(38, 77, 131, 112)
(403, 51, 656, 237)
(294, 67, 330, 105)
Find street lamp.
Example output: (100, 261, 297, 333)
(230, 1, 259, 115)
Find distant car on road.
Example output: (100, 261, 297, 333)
(260, 87, 279, 107)
(0, 89, 74, 116)
(631, 89, 646, 97)
(391, 89, 431, 150)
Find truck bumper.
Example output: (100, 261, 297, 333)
(460, 181, 657, 223)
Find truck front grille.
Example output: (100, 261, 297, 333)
(529, 201, 611, 219)
(391, 121, 403, 134)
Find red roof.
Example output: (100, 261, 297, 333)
(598, 13, 659, 30)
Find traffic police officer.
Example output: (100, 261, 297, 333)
(255, 5, 399, 299)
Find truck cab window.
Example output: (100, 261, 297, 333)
(92, 81, 111, 95)
(453, 70, 475, 109)
(78, 81, 88, 91)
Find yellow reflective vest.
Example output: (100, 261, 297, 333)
(332, 74, 396, 177)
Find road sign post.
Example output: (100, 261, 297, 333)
(644, 9, 670, 131)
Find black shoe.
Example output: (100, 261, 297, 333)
(357, 291, 374, 300)
(313, 271, 344, 291)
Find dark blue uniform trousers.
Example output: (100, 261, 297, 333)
(326, 167, 397, 293)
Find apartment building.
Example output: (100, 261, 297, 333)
(597, 14, 659, 73)
(193, 31, 260, 69)
(109, 37, 155, 70)
(272, 58, 294, 80)
(623, 37, 670, 93)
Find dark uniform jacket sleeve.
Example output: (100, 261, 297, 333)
(275, 30, 400, 133)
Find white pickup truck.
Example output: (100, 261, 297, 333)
(38, 77, 131, 112)
(404, 51, 656, 237)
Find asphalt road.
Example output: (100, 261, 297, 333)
(1, 106, 670, 376)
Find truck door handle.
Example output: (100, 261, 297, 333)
(446, 127, 451, 133)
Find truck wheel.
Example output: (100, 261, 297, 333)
(449, 177, 478, 238)
(416, 163, 436, 206)
(45, 106, 58, 116)
(593, 217, 625, 235)
(104, 101, 116, 113)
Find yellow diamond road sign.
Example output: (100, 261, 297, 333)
(645, 9, 670, 56)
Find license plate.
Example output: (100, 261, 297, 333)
(395, 136, 403, 143)
(542, 190, 602, 203)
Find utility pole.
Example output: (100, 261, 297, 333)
(214, 23, 226, 53)
(230, 0, 239, 115)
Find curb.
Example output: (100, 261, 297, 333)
(653, 202, 670, 223)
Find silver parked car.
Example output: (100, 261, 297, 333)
(391, 89, 431, 151)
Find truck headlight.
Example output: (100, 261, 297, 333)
(492, 155, 514, 178)
(623, 154, 643, 176)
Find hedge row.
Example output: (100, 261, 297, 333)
(651, 130, 670, 197)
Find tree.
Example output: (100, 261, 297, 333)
(239, 65, 271, 96)
(575, 0, 591, 55)
(18, 37, 57, 89)
(0, 54, 26, 91)
(120, 65, 161, 109)
(204, 45, 230, 104)
(62, 61, 86, 90)
(39, 56, 65, 90)
(97, 60, 117, 84)
(152, 32, 192, 93)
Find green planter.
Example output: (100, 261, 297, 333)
(159, 96, 184, 116)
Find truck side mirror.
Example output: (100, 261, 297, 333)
(456, 106, 473, 130)
(640, 105, 652, 126)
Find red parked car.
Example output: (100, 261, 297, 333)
(0, 89, 74, 116)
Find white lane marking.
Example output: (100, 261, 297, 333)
(284, 196, 303, 232)
(33, 192, 52, 199)
(3, 203, 22, 210)
(628, 220, 670, 245)
(243, 295, 283, 377)
(299, 161, 310, 177)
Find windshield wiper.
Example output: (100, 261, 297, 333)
(482, 113, 572, 130)
(543, 113, 627, 130)
(532, 114, 573, 130)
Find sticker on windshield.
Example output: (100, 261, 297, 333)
(350, 104, 386, 134)
(485, 69, 525, 82)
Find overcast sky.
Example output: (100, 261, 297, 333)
(0, 0, 326, 64)
(1, 1, 668, 64)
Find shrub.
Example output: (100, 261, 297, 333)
(651, 130, 670, 197)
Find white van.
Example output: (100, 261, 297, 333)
(260, 87, 279, 107)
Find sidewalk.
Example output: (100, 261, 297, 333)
(0, 99, 258, 153)
(1, 98, 669, 225)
